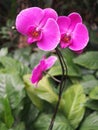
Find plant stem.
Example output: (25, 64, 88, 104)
(44, 71, 61, 83)
(48, 47, 67, 130)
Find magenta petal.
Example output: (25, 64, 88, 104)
(37, 18, 60, 51)
(15, 7, 44, 35)
(69, 23, 89, 51)
(57, 16, 71, 34)
(39, 8, 58, 27)
(74, 49, 83, 54)
(27, 37, 36, 43)
(68, 12, 82, 31)
(27, 25, 42, 44)
(31, 64, 43, 84)
(60, 41, 70, 48)
(45, 56, 57, 70)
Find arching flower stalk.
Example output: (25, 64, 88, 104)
(48, 47, 68, 130)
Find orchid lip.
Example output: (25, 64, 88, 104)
(32, 29, 41, 38)
(61, 34, 71, 43)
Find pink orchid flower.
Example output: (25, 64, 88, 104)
(57, 12, 89, 51)
(31, 56, 57, 87)
(15, 7, 60, 51)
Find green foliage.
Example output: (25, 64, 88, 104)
(74, 51, 98, 70)
(34, 113, 74, 130)
(80, 112, 98, 130)
(90, 86, 98, 100)
(85, 99, 98, 111)
(23, 74, 58, 109)
(62, 84, 86, 129)
(49, 49, 81, 77)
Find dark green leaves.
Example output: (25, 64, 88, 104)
(0, 74, 25, 128)
(80, 112, 98, 130)
(74, 51, 98, 70)
(34, 113, 74, 130)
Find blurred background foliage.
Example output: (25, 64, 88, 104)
(0, 0, 98, 130)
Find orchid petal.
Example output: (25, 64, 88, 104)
(16, 7, 44, 35)
(60, 41, 70, 48)
(27, 37, 37, 43)
(39, 8, 58, 27)
(37, 18, 60, 51)
(31, 56, 57, 86)
(74, 49, 83, 54)
(45, 56, 57, 70)
(69, 23, 89, 51)
(68, 12, 82, 31)
(57, 16, 71, 34)
(31, 64, 43, 84)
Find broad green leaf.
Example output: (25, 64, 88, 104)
(73, 51, 98, 70)
(13, 47, 32, 66)
(0, 73, 25, 109)
(34, 113, 74, 130)
(49, 48, 81, 77)
(0, 56, 30, 76)
(90, 86, 98, 99)
(81, 77, 98, 94)
(0, 122, 8, 130)
(85, 99, 98, 111)
(63, 84, 86, 129)
(0, 73, 25, 127)
(2, 97, 14, 128)
(23, 74, 58, 109)
(80, 112, 98, 130)
(12, 122, 25, 130)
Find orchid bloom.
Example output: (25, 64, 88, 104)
(31, 56, 57, 87)
(15, 7, 60, 51)
(57, 12, 89, 51)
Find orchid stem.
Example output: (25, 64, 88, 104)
(44, 71, 61, 83)
(48, 47, 67, 130)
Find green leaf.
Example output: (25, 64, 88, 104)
(23, 74, 58, 109)
(63, 84, 86, 129)
(73, 51, 98, 70)
(0, 122, 8, 130)
(34, 113, 74, 130)
(80, 112, 98, 130)
(12, 122, 25, 130)
(13, 47, 32, 66)
(81, 77, 98, 94)
(0, 73, 25, 127)
(49, 48, 81, 77)
(2, 97, 14, 128)
(0, 56, 30, 76)
(85, 99, 98, 111)
(90, 86, 98, 100)
(0, 73, 25, 109)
